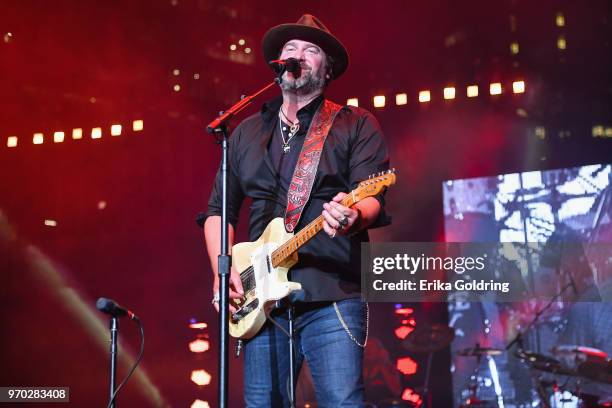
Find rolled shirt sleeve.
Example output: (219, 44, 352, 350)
(347, 109, 392, 229)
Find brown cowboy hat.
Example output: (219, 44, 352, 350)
(262, 14, 349, 79)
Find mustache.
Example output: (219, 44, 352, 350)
(294, 59, 311, 70)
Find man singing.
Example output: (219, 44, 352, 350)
(200, 14, 391, 407)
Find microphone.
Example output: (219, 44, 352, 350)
(268, 58, 301, 74)
(96, 297, 138, 320)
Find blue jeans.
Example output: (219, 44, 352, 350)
(243, 298, 367, 407)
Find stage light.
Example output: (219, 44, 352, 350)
(591, 126, 603, 137)
(173, 84, 181, 92)
(53, 131, 65, 143)
(133, 120, 144, 131)
(98, 201, 107, 210)
(401, 388, 422, 404)
(91, 127, 102, 139)
(510, 42, 519, 55)
(346, 98, 358, 107)
(557, 35, 566, 50)
(443, 87, 456, 100)
(394, 325, 414, 340)
(535, 127, 546, 139)
(111, 124, 122, 136)
(467, 85, 479, 97)
(190, 400, 210, 408)
(193, 73, 200, 79)
(189, 339, 210, 353)
(3, 32, 13, 43)
(7, 136, 17, 147)
(512, 80, 525, 94)
(44, 219, 57, 227)
(556, 12, 565, 27)
(173, 69, 180, 76)
(418, 90, 430, 103)
(245, 47, 251, 54)
(190, 369, 211, 386)
(395, 93, 408, 106)
(373, 95, 386, 108)
(373, 95, 385, 108)
(189, 321, 208, 329)
(33, 133, 44, 145)
(72, 128, 83, 139)
(394, 307, 414, 316)
(606, 128, 612, 137)
(489, 83, 502, 95)
(230, 44, 237, 51)
(396, 357, 418, 375)
(238, 39, 245, 46)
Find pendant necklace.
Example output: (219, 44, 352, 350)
(279, 108, 300, 154)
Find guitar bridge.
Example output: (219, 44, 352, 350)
(231, 298, 259, 322)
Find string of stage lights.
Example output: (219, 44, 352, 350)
(3, 75, 611, 149)
(3, 120, 144, 148)
(348, 80, 526, 109)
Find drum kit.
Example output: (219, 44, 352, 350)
(398, 321, 612, 407)
(456, 344, 612, 408)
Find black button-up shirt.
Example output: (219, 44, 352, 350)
(199, 94, 390, 302)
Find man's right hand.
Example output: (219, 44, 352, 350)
(212, 267, 245, 314)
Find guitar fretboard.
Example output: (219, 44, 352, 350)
(270, 195, 355, 267)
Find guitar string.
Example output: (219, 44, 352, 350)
(272, 196, 353, 264)
(271, 172, 392, 263)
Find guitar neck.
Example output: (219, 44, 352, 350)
(270, 194, 357, 268)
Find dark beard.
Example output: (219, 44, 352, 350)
(280, 70, 326, 94)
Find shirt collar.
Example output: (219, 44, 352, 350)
(261, 94, 325, 124)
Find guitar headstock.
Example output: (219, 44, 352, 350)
(352, 169, 397, 201)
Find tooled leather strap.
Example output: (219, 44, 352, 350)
(284, 99, 342, 232)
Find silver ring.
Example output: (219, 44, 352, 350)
(211, 293, 220, 305)
(330, 230, 337, 238)
(339, 216, 349, 227)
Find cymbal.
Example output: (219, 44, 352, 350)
(402, 324, 455, 353)
(551, 345, 612, 383)
(552, 345, 609, 361)
(515, 350, 577, 376)
(457, 346, 503, 357)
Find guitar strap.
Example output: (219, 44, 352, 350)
(284, 99, 342, 232)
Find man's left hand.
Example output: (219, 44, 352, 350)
(322, 192, 360, 238)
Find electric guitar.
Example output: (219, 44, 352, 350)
(229, 170, 396, 339)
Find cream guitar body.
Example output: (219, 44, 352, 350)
(229, 218, 301, 339)
(227, 170, 396, 339)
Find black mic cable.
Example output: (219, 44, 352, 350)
(96, 298, 145, 408)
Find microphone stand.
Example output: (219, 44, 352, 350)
(505, 282, 574, 352)
(206, 74, 283, 408)
(504, 283, 573, 408)
(109, 317, 118, 408)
